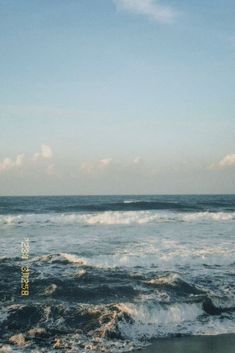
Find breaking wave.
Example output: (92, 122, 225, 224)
(0, 210, 235, 227)
(1, 254, 235, 352)
(1, 294, 235, 352)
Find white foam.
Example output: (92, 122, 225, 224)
(1, 215, 23, 225)
(123, 200, 141, 203)
(60, 252, 87, 264)
(117, 302, 235, 340)
(1, 210, 234, 227)
(146, 273, 182, 285)
(67, 241, 234, 269)
(32, 229, 233, 269)
(81, 211, 235, 225)
(182, 212, 235, 222)
(80, 211, 166, 225)
(32, 253, 87, 265)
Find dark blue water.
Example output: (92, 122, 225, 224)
(0, 194, 235, 214)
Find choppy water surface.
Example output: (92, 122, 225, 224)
(0, 195, 235, 352)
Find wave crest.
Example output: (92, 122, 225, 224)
(1, 210, 234, 227)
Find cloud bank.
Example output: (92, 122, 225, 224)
(0, 145, 54, 176)
(79, 157, 146, 177)
(0, 154, 24, 174)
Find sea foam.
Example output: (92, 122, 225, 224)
(0, 210, 234, 227)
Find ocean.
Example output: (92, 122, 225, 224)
(0, 195, 235, 352)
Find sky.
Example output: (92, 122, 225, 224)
(0, 0, 235, 195)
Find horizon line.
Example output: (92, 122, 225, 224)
(0, 193, 235, 197)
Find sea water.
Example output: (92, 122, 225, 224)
(0, 195, 234, 352)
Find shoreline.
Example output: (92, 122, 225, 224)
(131, 334, 235, 353)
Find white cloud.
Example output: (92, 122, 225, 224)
(218, 154, 235, 168)
(0, 154, 25, 174)
(80, 158, 113, 175)
(114, 0, 179, 23)
(80, 157, 147, 176)
(33, 144, 53, 161)
(0, 145, 55, 176)
(209, 153, 235, 169)
(99, 158, 113, 168)
(0, 158, 14, 173)
(41, 144, 53, 159)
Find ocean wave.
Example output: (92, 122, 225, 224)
(1, 300, 235, 353)
(0, 210, 235, 226)
(46, 200, 202, 213)
(182, 212, 235, 222)
(32, 253, 87, 265)
(118, 302, 203, 339)
(1, 254, 235, 352)
(123, 200, 142, 204)
(30, 248, 235, 270)
(118, 301, 235, 340)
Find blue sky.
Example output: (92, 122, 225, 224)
(0, 0, 235, 195)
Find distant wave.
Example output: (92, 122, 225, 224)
(123, 200, 142, 203)
(51, 200, 202, 213)
(1, 210, 235, 226)
(1, 195, 235, 215)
